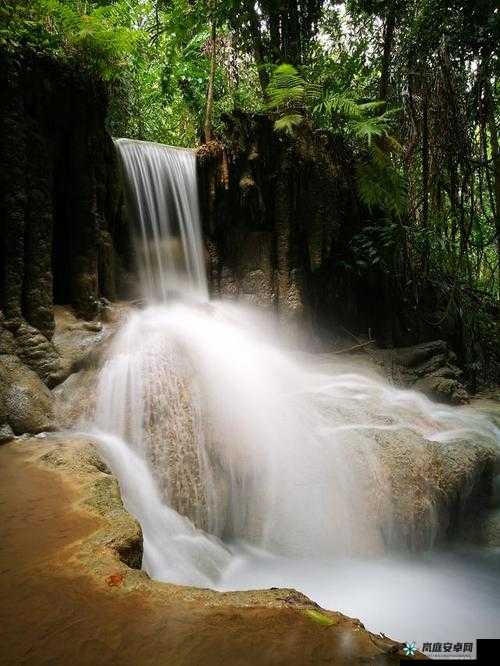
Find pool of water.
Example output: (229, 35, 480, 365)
(216, 543, 500, 651)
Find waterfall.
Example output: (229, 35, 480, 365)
(90, 139, 500, 641)
(116, 139, 207, 300)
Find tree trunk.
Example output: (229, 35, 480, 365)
(485, 75, 500, 299)
(204, 20, 217, 144)
(246, 2, 269, 94)
(379, 9, 396, 101)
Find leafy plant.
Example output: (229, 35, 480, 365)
(265, 63, 320, 134)
(265, 62, 407, 216)
(0, 0, 140, 81)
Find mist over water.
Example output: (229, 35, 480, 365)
(90, 139, 500, 647)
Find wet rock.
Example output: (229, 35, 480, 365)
(81, 321, 103, 333)
(0, 318, 16, 355)
(36, 438, 143, 569)
(413, 375, 469, 405)
(1, 436, 420, 664)
(472, 396, 500, 429)
(87, 475, 143, 570)
(200, 115, 343, 344)
(13, 320, 63, 386)
(53, 304, 126, 371)
(0, 423, 15, 444)
(491, 474, 500, 507)
(0, 46, 130, 347)
(392, 340, 449, 368)
(482, 508, 500, 546)
(53, 367, 99, 427)
(0, 355, 57, 434)
(379, 340, 469, 404)
(51, 304, 131, 428)
(53, 314, 105, 372)
(373, 429, 496, 550)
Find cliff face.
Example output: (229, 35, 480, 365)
(0, 48, 130, 334)
(198, 113, 360, 344)
(198, 114, 499, 389)
(0, 48, 131, 437)
(198, 113, 423, 348)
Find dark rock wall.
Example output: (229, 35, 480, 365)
(200, 114, 499, 386)
(0, 48, 129, 335)
(199, 113, 392, 346)
(0, 48, 130, 437)
(199, 113, 359, 343)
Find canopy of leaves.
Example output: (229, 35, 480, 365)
(0, 0, 498, 323)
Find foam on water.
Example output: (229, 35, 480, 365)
(88, 139, 500, 645)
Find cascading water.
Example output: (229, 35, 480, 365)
(116, 138, 207, 300)
(90, 138, 500, 646)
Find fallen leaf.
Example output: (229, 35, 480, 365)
(106, 573, 124, 587)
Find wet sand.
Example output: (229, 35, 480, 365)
(0, 438, 422, 665)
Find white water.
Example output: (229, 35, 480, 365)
(90, 139, 500, 647)
(116, 138, 207, 300)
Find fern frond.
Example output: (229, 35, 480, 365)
(266, 63, 306, 110)
(274, 113, 304, 135)
(321, 93, 362, 118)
(351, 116, 389, 145)
(356, 159, 407, 216)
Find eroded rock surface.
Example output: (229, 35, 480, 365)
(376, 340, 469, 404)
(52, 304, 130, 427)
(0, 355, 56, 435)
(0, 303, 128, 437)
(373, 429, 496, 549)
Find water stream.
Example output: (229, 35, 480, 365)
(89, 138, 500, 648)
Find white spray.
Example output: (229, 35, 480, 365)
(89, 138, 500, 644)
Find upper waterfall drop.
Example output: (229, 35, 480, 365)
(116, 138, 208, 301)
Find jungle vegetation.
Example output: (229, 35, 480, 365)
(1, 1, 499, 362)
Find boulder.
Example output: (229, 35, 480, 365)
(379, 340, 469, 404)
(12, 320, 63, 386)
(373, 428, 496, 550)
(392, 340, 449, 368)
(413, 375, 469, 405)
(53, 367, 99, 428)
(0, 423, 15, 444)
(0, 355, 57, 434)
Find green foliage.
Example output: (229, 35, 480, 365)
(266, 62, 407, 216)
(349, 221, 403, 274)
(313, 93, 399, 147)
(0, 0, 497, 324)
(265, 63, 319, 134)
(0, 1, 140, 81)
(273, 113, 304, 135)
(356, 159, 407, 216)
(266, 63, 319, 111)
(124, 0, 262, 144)
(356, 142, 407, 216)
